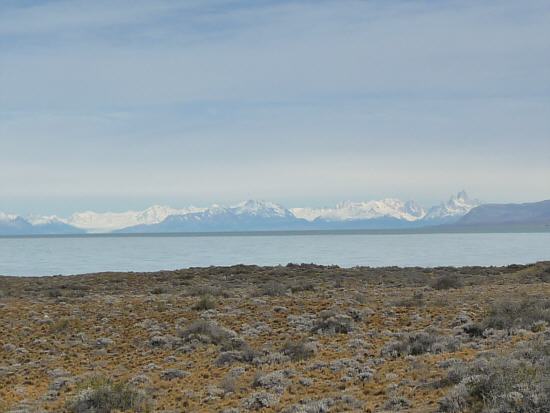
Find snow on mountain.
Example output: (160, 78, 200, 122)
(0, 212, 31, 235)
(424, 191, 481, 221)
(291, 199, 426, 222)
(66, 205, 205, 233)
(0, 212, 83, 235)
(0, 211, 19, 222)
(1, 192, 484, 234)
(233, 200, 293, 218)
(27, 215, 65, 226)
(117, 200, 305, 233)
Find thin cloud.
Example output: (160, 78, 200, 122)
(0, 0, 549, 213)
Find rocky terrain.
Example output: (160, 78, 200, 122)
(1, 262, 550, 412)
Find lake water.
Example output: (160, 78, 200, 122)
(1, 231, 549, 276)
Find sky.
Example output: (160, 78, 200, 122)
(1, 0, 549, 216)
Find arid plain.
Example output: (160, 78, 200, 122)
(2, 262, 550, 412)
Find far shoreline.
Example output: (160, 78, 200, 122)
(1, 224, 549, 239)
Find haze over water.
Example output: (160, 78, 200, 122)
(1, 232, 549, 277)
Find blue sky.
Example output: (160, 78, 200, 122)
(1, 0, 549, 215)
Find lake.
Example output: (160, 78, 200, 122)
(1, 231, 549, 276)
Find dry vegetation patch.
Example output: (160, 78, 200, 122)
(1, 261, 549, 412)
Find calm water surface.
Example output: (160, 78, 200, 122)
(1, 232, 549, 276)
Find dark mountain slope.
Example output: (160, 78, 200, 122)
(457, 200, 550, 226)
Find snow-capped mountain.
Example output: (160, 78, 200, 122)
(66, 205, 205, 233)
(424, 191, 481, 222)
(0, 211, 83, 235)
(0, 212, 19, 223)
(0, 191, 485, 235)
(233, 200, 292, 218)
(0, 212, 29, 233)
(27, 215, 65, 226)
(118, 200, 306, 233)
(291, 199, 426, 222)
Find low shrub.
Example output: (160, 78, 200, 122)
(352, 292, 368, 304)
(311, 310, 353, 335)
(188, 285, 226, 297)
(382, 330, 460, 357)
(281, 339, 315, 361)
(252, 370, 292, 394)
(439, 337, 550, 412)
(66, 376, 151, 413)
(215, 347, 258, 366)
(220, 374, 238, 394)
(178, 319, 246, 351)
(49, 318, 73, 334)
(289, 280, 315, 293)
(393, 291, 425, 307)
(431, 275, 463, 290)
(482, 295, 550, 330)
(192, 295, 216, 311)
(383, 396, 411, 410)
(47, 288, 63, 298)
(257, 281, 287, 297)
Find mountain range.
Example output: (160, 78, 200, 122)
(1, 191, 548, 235)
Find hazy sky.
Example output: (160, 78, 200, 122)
(1, 0, 549, 215)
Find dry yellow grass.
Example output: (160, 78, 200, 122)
(1, 262, 549, 412)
